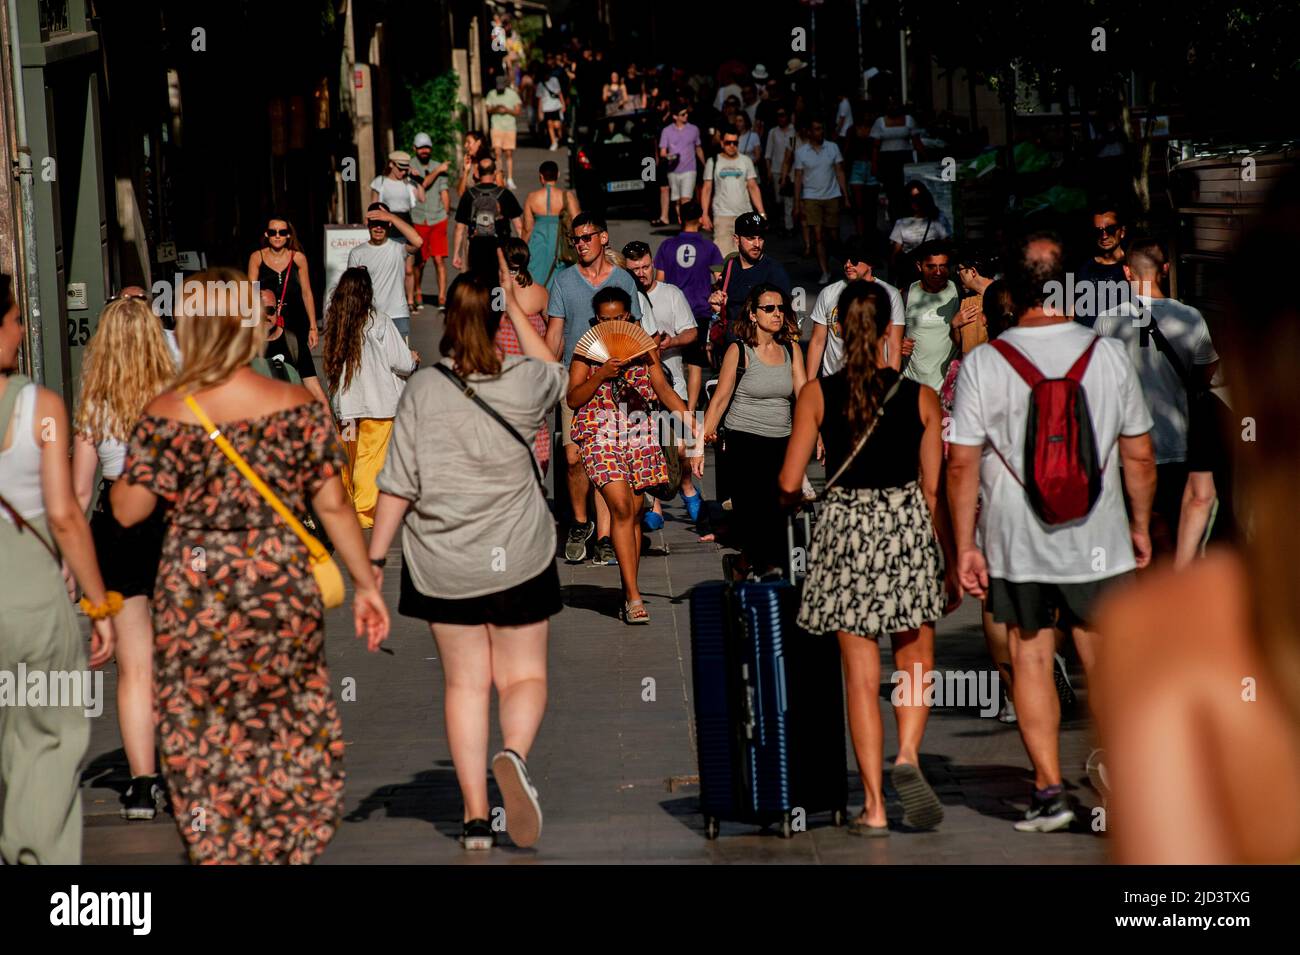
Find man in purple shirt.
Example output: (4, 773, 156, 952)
(655, 104, 705, 227)
(654, 200, 723, 414)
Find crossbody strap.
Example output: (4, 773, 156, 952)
(183, 395, 328, 563)
(432, 364, 545, 492)
(819, 378, 903, 498)
(1147, 321, 1194, 393)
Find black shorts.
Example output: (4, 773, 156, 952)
(89, 480, 167, 599)
(543, 109, 562, 123)
(986, 573, 1134, 632)
(399, 560, 562, 627)
(685, 313, 714, 368)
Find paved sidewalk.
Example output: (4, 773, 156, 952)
(79, 145, 1107, 864)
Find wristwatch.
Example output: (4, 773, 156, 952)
(369, 557, 388, 568)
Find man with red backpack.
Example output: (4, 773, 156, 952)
(946, 231, 1156, 833)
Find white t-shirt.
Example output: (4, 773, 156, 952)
(713, 82, 742, 111)
(370, 175, 418, 214)
(793, 141, 843, 200)
(949, 322, 1154, 584)
(765, 125, 796, 171)
(834, 98, 854, 138)
(809, 278, 905, 376)
(738, 130, 762, 163)
(538, 75, 564, 113)
(645, 281, 697, 399)
(1093, 295, 1218, 464)
(870, 115, 919, 153)
(889, 215, 951, 251)
(347, 238, 412, 319)
(703, 153, 757, 217)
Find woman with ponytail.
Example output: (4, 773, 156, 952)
(778, 279, 958, 837)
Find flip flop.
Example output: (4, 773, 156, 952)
(846, 814, 891, 838)
(892, 762, 944, 830)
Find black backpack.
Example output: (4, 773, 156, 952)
(470, 184, 506, 237)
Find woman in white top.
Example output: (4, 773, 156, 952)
(71, 296, 178, 822)
(889, 180, 951, 275)
(870, 99, 926, 220)
(0, 273, 116, 864)
(322, 267, 419, 528)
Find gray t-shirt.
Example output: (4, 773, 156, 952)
(547, 264, 643, 364)
(377, 356, 567, 599)
(1093, 295, 1218, 463)
(409, 158, 448, 226)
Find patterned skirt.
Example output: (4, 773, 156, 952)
(797, 482, 946, 637)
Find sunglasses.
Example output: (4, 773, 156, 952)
(754, 303, 785, 314)
(722, 139, 739, 146)
(1096, 224, 1122, 236)
(108, 292, 148, 303)
(572, 232, 602, 245)
(264, 306, 280, 317)
(265, 228, 291, 238)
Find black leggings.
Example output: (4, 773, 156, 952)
(725, 429, 789, 573)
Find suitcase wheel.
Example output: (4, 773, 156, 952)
(704, 817, 720, 840)
(832, 808, 847, 827)
(779, 813, 793, 839)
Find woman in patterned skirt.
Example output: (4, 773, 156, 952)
(567, 285, 701, 624)
(111, 268, 390, 864)
(779, 280, 959, 836)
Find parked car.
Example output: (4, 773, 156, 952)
(569, 109, 661, 218)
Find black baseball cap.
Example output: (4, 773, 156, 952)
(735, 212, 767, 237)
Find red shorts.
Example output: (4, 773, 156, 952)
(414, 221, 448, 261)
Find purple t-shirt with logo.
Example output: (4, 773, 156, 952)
(659, 123, 702, 175)
(654, 232, 723, 318)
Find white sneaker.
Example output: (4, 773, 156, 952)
(549, 142, 558, 151)
(507, 178, 517, 190)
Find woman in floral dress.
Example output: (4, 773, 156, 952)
(566, 286, 700, 624)
(111, 269, 389, 864)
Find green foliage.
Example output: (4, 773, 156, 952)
(398, 70, 465, 164)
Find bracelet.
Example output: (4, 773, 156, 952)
(80, 591, 124, 621)
(370, 557, 388, 568)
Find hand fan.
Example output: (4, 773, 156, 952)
(573, 322, 657, 364)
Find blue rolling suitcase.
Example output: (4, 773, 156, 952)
(690, 577, 847, 838)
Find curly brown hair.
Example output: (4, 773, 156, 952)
(322, 268, 374, 395)
(839, 280, 895, 441)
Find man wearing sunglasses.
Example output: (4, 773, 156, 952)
(346, 203, 424, 342)
(1073, 202, 1128, 328)
(700, 129, 764, 257)
(544, 212, 642, 563)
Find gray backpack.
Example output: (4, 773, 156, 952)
(470, 184, 506, 237)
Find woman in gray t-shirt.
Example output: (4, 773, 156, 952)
(701, 283, 807, 578)
(367, 265, 563, 853)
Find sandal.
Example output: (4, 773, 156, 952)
(846, 812, 890, 838)
(621, 599, 650, 625)
(650, 218, 668, 227)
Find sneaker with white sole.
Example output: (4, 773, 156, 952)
(120, 775, 165, 821)
(460, 818, 495, 851)
(1013, 788, 1075, 832)
(565, 520, 595, 562)
(491, 749, 542, 847)
(1085, 748, 1110, 805)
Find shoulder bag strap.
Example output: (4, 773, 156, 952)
(1148, 321, 1193, 392)
(183, 395, 328, 563)
(432, 364, 545, 492)
(818, 377, 903, 498)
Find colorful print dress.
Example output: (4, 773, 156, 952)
(570, 359, 668, 491)
(123, 401, 348, 864)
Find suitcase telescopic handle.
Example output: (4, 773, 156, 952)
(741, 663, 757, 740)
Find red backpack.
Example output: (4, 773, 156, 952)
(989, 338, 1103, 525)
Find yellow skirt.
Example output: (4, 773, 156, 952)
(340, 418, 394, 529)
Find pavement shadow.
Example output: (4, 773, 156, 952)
(344, 763, 475, 844)
(80, 745, 132, 796)
(561, 583, 624, 620)
(658, 786, 852, 841)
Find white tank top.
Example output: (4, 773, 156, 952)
(0, 383, 45, 521)
(98, 435, 127, 480)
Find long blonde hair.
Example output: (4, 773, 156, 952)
(75, 298, 177, 442)
(172, 267, 264, 393)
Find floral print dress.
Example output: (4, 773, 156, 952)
(570, 359, 668, 491)
(123, 402, 347, 864)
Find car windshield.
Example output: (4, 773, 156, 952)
(596, 112, 655, 145)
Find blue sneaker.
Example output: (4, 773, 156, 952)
(681, 491, 702, 522)
(642, 510, 665, 531)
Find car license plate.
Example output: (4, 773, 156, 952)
(606, 180, 643, 193)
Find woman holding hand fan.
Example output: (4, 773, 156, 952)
(567, 286, 702, 624)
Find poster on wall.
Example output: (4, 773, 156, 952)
(323, 224, 371, 321)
